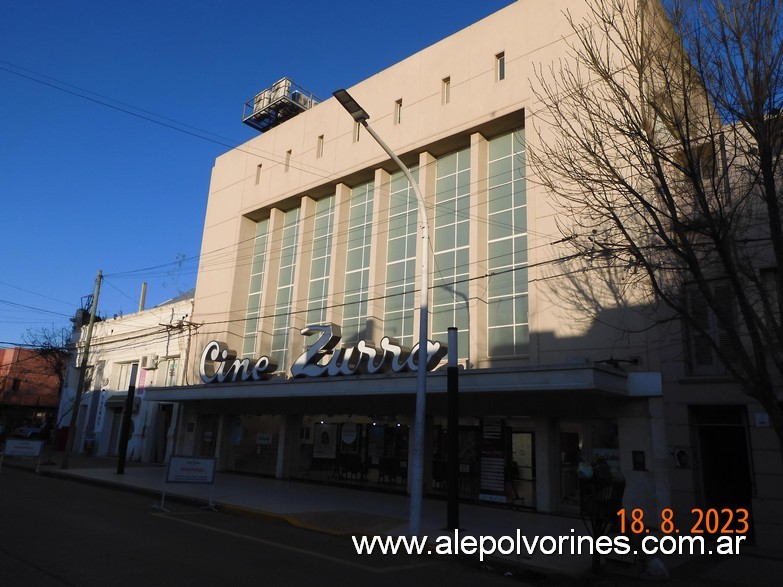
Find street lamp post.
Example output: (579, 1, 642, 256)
(333, 89, 430, 537)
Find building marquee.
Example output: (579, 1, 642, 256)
(199, 323, 448, 384)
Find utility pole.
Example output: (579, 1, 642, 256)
(61, 269, 102, 470)
(116, 363, 138, 475)
(446, 327, 460, 530)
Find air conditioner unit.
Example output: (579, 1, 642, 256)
(292, 90, 310, 109)
(270, 78, 291, 102)
(253, 90, 270, 113)
(140, 354, 159, 370)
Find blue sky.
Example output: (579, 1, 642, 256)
(0, 0, 513, 347)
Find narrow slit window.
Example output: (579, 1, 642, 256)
(316, 135, 324, 159)
(394, 99, 402, 125)
(353, 121, 361, 142)
(496, 51, 505, 81)
(285, 149, 292, 172)
(442, 77, 451, 105)
(255, 163, 263, 184)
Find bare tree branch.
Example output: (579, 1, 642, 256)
(530, 0, 783, 455)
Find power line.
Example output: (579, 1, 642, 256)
(0, 281, 73, 307)
(0, 299, 72, 319)
(1, 6, 701, 326)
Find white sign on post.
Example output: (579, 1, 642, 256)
(166, 456, 216, 484)
(3, 439, 44, 458)
(0, 439, 44, 474)
(154, 456, 218, 512)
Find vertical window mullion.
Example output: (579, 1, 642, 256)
(384, 168, 419, 347)
(243, 219, 270, 357)
(433, 148, 471, 355)
(487, 129, 527, 357)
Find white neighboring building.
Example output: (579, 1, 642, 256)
(57, 290, 195, 463)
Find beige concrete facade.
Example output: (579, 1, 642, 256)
(193, 0, 650, 368)
(138, 0, 780, 546)
(155, 0, 665, 517)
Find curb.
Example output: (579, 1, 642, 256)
(2, 461, 673, 585)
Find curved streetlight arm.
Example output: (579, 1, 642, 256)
(359, 119, 430, 538)
(333, 89, 430, 537)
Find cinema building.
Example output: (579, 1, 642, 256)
(146, 0, 672, 517)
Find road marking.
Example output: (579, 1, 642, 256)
(153, 513, 434, 573)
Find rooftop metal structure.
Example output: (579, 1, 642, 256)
(242, 78, 320, 133)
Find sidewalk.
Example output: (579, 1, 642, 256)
(5, 451, 783, 585)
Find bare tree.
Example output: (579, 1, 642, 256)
(530, 0, 783, 453)
(22, 326, 71, 461)
(22, 326, 70, 398)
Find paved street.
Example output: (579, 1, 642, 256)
(0, 467, 533, 587)
(4, 453, 783, 586)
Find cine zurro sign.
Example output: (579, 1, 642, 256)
(199, 323, 448, 384)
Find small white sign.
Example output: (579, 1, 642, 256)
(3, 439, 44, 457)
(166, 456, 216, 484)
(755, 412, 770, 428)
(341, 422, 358, 445)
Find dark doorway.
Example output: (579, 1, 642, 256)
(508, 431, 536, 508)
(698, 424, 753, 512)
(198, 414, 219, 457)
(153, 404, 173, 463)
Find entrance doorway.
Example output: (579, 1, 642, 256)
(152, 404, 173, 463)
(198, 414, 219, 457)
(107, 411, 122, 456)
(509, 431, 536, 508)
(693, 405, 754, 537)
(698, 426, 753, 509)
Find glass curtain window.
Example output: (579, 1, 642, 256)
(243, 219, 270, 357)
(270, 208, 301, 368)
(306, 196, 335, 343)
(432, 147, 471, 354)
(384, 168, 419, 348)
(342, 181, 374, 344)
(487, 128, 528, 356)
